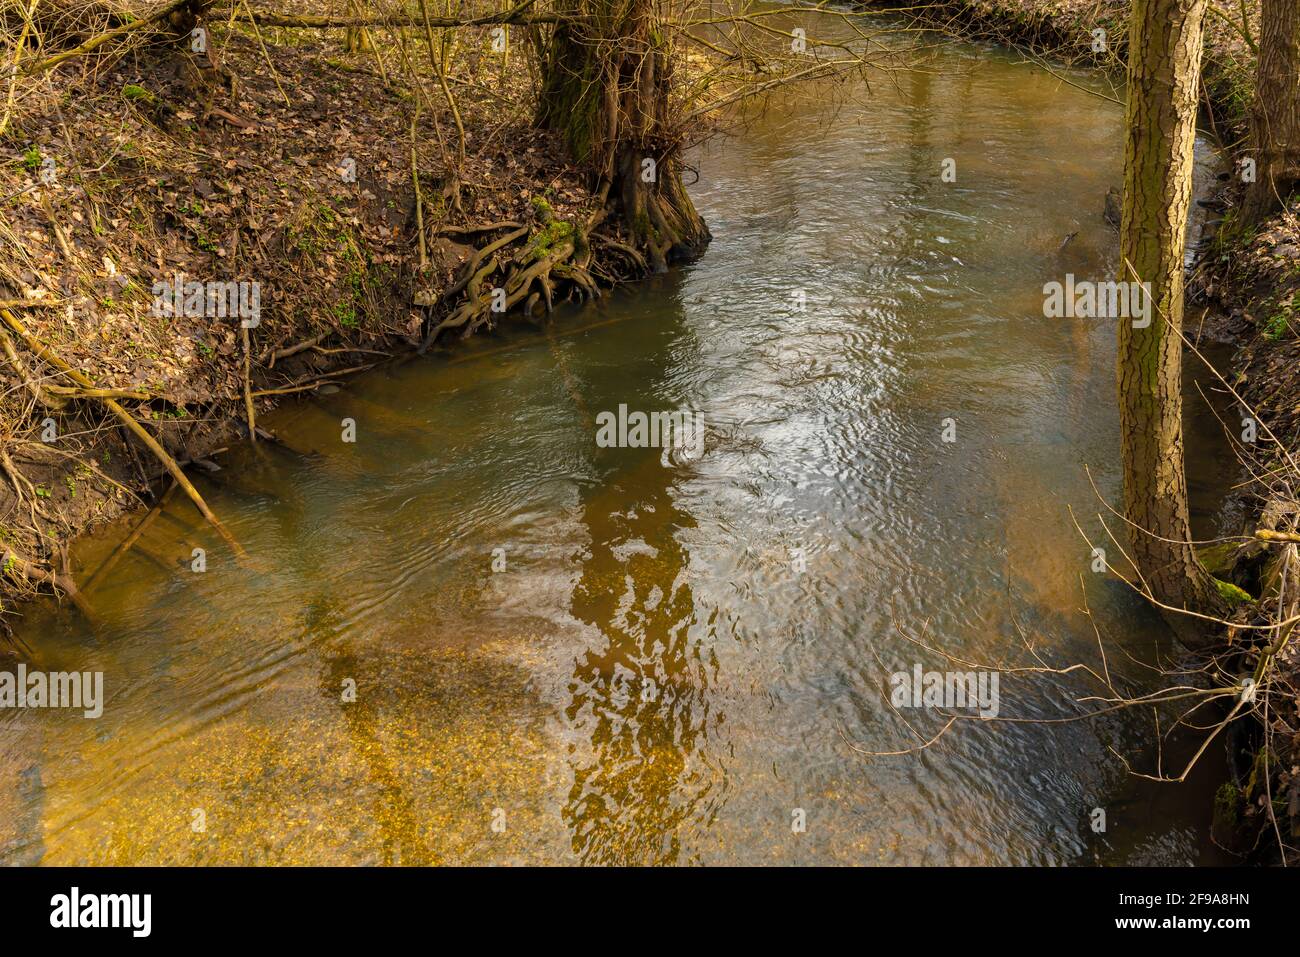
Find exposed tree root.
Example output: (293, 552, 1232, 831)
(419, 191, 692, 351)
(418, 197, 617, 350)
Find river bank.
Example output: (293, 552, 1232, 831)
(0, 20, 654, 623)
(873, 0, 1298, 863)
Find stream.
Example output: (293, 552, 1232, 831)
(1, 24, 1240, 865)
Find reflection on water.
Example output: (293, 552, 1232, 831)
(564, 452, 720, 865)
(1, 25, 1236, 865)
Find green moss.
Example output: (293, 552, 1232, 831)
(1214, 577, 1254, 605)
(525, 195, 573, 259)
(1213, 781, 1240, 831)
(1244, 744, 1276, 798)
(1197, 540, 1240, 578)
(526, 218, 574, 261)
(537, 42, 603, 163)
(21, 145, 40, 172)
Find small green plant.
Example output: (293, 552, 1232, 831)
(1211, 208, 1258, 261)
(1264, 306, 1294, 341)
(21, 145, 40, 172)
(333, 301, 359, 329)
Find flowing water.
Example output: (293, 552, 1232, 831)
(1, 27, 1238, 865)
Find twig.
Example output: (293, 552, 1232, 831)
(82, 482, 179, 592)
(19, 0, 194, 75)
(0, 308, 246, 559)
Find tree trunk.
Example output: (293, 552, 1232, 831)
(1244, 0, 1300, 224)
(1118, 0, 1223, 646)
(536, 0, 709, 271)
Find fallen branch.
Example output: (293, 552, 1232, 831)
(241, 324, 256, 442)
(207, 106, 258, 130)
(46, 384, 158, 401)
(2, 546, 96, 623)
(82, 482, 178, 592)
(18, 0, 193, 76)
(0, 324, 66, 411)
(228, 2, 556, 30)
(250, 362, 377, 397)
(436, 220, 522, 237)
(261, 331, 330, 366)
(0, 308, 246, 559)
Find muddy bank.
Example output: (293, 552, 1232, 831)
(0, 24, 632, 626)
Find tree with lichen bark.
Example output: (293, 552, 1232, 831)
(535, 0, 710, 271)
(1118, 0, 1227, 647)
(1243, 0, 1300, 225)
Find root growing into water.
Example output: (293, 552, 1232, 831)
(418, 200, 610, 351)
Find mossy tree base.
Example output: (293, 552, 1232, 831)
(536, 0, 709, 271)
(420, 0, 710, 348)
